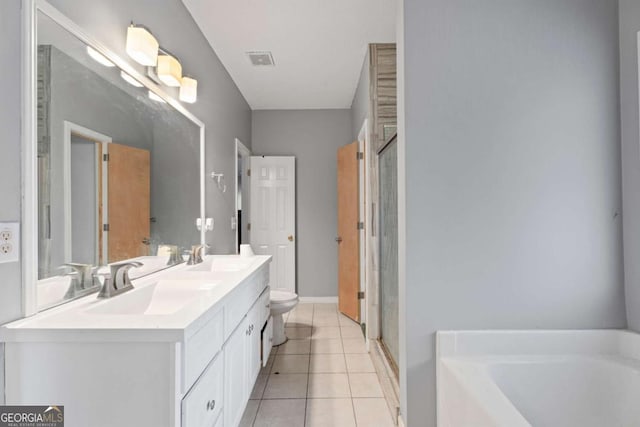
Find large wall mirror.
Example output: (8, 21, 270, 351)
(24, 1, 206, 312)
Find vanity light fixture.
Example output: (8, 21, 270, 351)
(120, 70, 144, 87)
(157, 49, 182, 87)
(126, 24, 159, 66)
(86, 46, 115, 67)
(179, 76, 198, 103)
(148, 90, 166, 104)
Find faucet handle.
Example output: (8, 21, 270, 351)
(187, 244, 209, 265)
(109, 261, 143, 290)
(95, 271, 114, 299)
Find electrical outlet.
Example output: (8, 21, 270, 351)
(0, 222, 19, 264)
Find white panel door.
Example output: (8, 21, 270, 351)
(250, 156, 296, 292)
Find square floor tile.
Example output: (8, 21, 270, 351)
(277, 339, 311, 355)
(349, 373, 384, 397)
(352, 398, 394, 427)
(286, 321, 313, 328)
(271, 355, 310, 374)
(287, 314, 313, 324)
(310, 354, 347, 373)
(345, 354, 375, 373)
(285, 327, 312, 339)
(250, 374, 269, 399)
(339, 314, 359, 326)
(240, 399, 259, 427)
(340, 326, 363, 339)
(263, 373, 308, 399)
(307, 373, 351, 398)
(342, 338, 367, 354)
(260, 354, 275, 375)
(314, 303, 337, 312)
(305, 398, 356, 427)
(311, 338, 344, 354)
(313, 314, 339, 326)
(312, 326, 341, 339)
(294, 303, 314, 312)
(254, 399, 307, 427)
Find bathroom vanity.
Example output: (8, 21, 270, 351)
(1, 255, 273, 427)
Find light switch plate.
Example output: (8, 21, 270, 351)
(0, 222, 20, 264)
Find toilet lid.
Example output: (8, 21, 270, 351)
(271, 289, 298, 303)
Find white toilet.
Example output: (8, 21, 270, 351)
(270, 289, 299, 345)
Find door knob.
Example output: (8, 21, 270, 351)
(142, 237, 151, 245)
(335, 237, 342, 243)
(288, 235, 294, 242)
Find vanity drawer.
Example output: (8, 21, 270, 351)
(184, 308, 224, 391)
(224, 268, 269, 340)
(182, 352, 223, 427)
(259, 286, 271, 324)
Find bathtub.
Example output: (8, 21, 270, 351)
(436, 330, 640, 427)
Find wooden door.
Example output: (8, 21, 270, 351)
(337, 141, 360, 321)
(107, 143, 151, 262)
(250, 156, 296, 292)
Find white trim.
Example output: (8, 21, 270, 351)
(358, 119, 372, 344)
(62, 121, 111, 264)
(234, 139, 251, 253)
(22, 0, 38, 317)
(23, 0, 207, 316)
(298, 296, 338, 304)
(200, 126, 206, 246)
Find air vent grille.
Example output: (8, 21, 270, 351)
(246, 51, 275, 67)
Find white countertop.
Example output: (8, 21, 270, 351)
(0, 255, 271, 343)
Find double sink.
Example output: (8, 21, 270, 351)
(84, 256, 257, 316)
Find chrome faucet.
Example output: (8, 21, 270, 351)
(165, 245, 183, 266)
(96, 261, 143, 299)
(187, 244, 207, 265)
(60, 263, 96, 299)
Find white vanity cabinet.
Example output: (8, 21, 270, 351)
(1, 256, 273, 427)
(224, 288, 272, 427)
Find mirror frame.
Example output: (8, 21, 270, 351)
(21, 0, 207, 316)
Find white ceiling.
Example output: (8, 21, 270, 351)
(182, 0, 396, 110)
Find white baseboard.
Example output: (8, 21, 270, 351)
(298, 296, 338, 304)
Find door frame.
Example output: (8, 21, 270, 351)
(234, 138, 251, 253)
(358, 119, 374, 347)
(63, 121, 111, 265)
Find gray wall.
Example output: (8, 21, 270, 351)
(401, 1, 625, 425)
(252, 110, 352, 297)
(0, 0, 23, 325)
(0, 0, 251, 321)
(350, 51, 370, 140)
(620, 0, 640, 332)
(0, 0, 22, 402)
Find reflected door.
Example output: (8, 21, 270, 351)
(107, 143, 151, 262)
(337, 141, 360, 322)
(249, 156, 296, 292)
(379, 138, 399, 371)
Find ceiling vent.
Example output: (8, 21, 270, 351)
(246, 51, 275, 67)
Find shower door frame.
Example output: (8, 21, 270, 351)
(377, 134, 399, 377)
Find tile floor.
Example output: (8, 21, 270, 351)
(239, 303, 396, 427)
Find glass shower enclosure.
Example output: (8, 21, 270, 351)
(378, 135, 399, 372)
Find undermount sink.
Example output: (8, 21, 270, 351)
(85, 279, 220, 316)
(191, 257, 255, 273)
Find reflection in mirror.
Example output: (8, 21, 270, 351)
(36, 11, 202, 309)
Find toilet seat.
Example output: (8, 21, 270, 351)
(270, 289, 298, 304)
